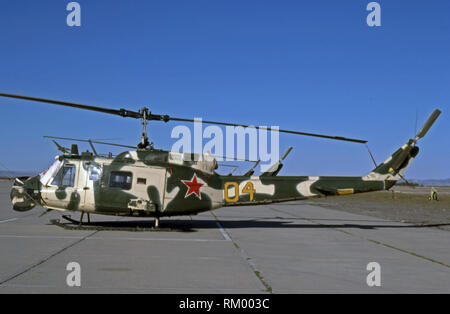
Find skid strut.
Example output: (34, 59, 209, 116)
(78, 212, 91, 225)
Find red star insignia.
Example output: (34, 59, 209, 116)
(182, 174, 205, 199)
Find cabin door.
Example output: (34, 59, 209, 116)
(132, 167, 167, 211)
(41, 161, 80, 211)
(81, 161, 102, 211)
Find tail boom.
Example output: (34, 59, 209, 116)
(221, 175, 388, 206)
(220, 108, 440, 206)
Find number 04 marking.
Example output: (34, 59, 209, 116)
(224, 181, 256, 203)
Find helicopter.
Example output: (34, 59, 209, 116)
(2, 92, 441, 228)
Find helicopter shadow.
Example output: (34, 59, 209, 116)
(49, 217, 450, 232)
(186, 219, 450, 231)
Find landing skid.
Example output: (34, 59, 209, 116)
(61, 214, 85, 225)
(49, 215, 193, 232)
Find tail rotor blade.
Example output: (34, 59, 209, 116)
(415, 109, 441, 140)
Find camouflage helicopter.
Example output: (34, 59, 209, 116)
(2, 93, 441, 228)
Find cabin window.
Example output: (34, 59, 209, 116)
(137, 178, 146, 185)
(89, 165, 102, 181)
(109, 171, 132, 190)
(51, 164, 76, 187)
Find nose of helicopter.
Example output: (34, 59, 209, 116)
(10, 175, 40, 212)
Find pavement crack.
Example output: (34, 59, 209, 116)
(210, 212, 273, 294)
(0, 230, 99, 285)
(267, 206, 450, 269)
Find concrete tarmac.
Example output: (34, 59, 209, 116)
(0, 180, 449, 293)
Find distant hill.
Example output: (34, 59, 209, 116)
(409, 178, 450, 186)
(0, 170, 38, 179)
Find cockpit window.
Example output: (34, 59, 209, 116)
(51, 164, 76, 187)
(109, 171, 132, 190)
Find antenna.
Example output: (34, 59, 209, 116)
(414, 108, 418, 138)
(365, 144, 378, 167)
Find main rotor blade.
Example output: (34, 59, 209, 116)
(169, 117, 367, 144)
(1, 93, 367, 144)
(0, 93, 142, 119)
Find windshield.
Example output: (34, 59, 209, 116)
(39, 158, 63, 186)
(51, 164, 76, 187)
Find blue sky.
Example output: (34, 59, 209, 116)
(0, 1, 448, 178)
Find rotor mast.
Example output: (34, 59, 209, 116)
(137, 107, 171, 149)
(139, 107, 150, 149)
